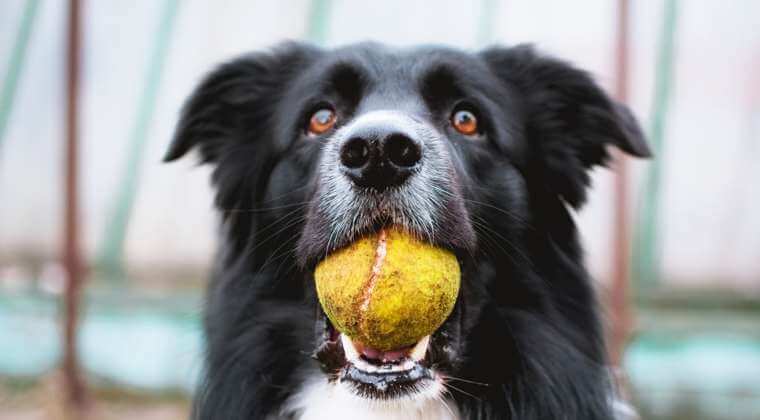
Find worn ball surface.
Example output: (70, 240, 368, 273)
(314, 227, 460, 351)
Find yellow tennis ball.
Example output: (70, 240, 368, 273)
(314, 227, 460, 351)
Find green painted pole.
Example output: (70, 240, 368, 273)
(477, 0, 499, 47)
(96, 0, 180, 279)
(305, 0, 331, 44)
(0, 0, 41, 152)
(633, 0, 679, 292)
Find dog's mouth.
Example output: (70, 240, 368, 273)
(312, 303, 461, 400)
(306, 219, 468, 400)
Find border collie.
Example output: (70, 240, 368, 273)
(165, 42, 650, 419)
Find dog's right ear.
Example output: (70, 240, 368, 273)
(481, 45, 651, 208)
(164, 42, 319, 163)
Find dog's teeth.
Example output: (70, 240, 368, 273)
(356, 359, 379, 373)
(340, 334, 360, 362)
(410, 335, 430, 361)
(342, 333, 426, 373)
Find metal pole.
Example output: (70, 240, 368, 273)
(0, 0, 41, 152)
(609, 0, 632, 369)
(305, 0, 331, 44)
(63, 0, 86, 407)
(96, 0, 180, 280)
(632, 0, 678, 291)
(477, 0, 500, 47)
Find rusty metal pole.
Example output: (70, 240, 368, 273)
(63, 0, 86, 407)
(609, 0, 633, 369)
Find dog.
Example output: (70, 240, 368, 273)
(165, 42, 650, 419)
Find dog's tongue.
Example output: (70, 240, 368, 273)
(356, 341, 411, 363)
(342, 334, 430, 364)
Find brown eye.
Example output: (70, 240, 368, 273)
(307, 108, 337, 135)
(451, 109, 479, 136)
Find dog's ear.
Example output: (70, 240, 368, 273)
(481, 45, 651, 208)
(164, 42, 319, 163)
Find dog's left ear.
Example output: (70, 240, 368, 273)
(164, 42, 319, 163)
(481, 45, 651, 208)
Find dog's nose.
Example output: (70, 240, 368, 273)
(339, 132, 422, 190)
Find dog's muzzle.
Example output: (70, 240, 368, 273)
(297, 110, 476, 265)
(300, 110, 474, 400)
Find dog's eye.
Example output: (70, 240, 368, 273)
(307, 108, 337, 136)
(450, 108, 479, 136)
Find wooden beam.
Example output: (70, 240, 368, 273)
(609, 0, 633, 369)
(63, 0, 87, 407)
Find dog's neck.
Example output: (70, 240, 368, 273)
(279, 375, 460, 420)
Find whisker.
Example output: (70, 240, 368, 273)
(440, 374, 489, 387)
(434, 391, 457, 417)
(257, 184, 312, 205)
(245, 212, 306, 258)
(469, 217, 516, 262)
(270, 250, 297, 283)
(259, 235, 298, 273)
(461, 197, 531, 228)
(219, 201, 311, 214)
(471, 214, 533, 268)
(442, 381, 482, 401)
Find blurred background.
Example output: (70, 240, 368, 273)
(1, 0, 759, 419)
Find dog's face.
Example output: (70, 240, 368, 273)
(166, 42, 649, 414)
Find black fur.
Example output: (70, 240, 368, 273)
(166, 42, 649, 419)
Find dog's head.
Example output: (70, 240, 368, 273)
(166, 42, 649, 408)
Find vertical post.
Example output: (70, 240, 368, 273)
(63, 0, 86, 407)
(632, 0, 678, 292)
(0, 0, 41, 151)
(305, 0, 331, 44)
(477, 0, 500, 47)
(609, 0, 632, 369)
(96, 0, 180, 280)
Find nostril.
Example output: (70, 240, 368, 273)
(340, 137, 370, 169)
(385, 134, 421, 168)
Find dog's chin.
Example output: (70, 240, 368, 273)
(312, 301, 462, 404)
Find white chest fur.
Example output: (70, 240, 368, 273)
(280, 376, 460, 420)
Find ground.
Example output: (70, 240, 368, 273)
(0, 374, 189, 420)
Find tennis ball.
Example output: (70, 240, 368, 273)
(314, 227, 460, 351)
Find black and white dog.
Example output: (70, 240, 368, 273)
(165, 42, 650, 419)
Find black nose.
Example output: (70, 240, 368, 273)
(339, 132, 422, 190)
